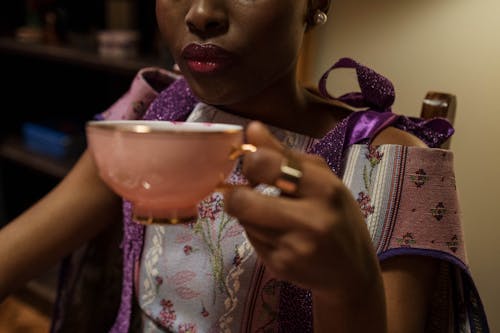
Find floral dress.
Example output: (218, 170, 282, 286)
(137, 104, 319, 332)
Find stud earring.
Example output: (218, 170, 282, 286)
(313, 10, 328, 25)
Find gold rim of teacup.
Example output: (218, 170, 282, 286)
(132, 214, 197, 225)
(86, 121, 243, 135)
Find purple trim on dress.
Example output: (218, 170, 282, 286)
(378, 248, 470, 275)
(277, 282, 313, 333)
(49, 256, 71, 333)
(308, 116, 349, 175)
(110, 202, 144, 333)
(142, 78, 198, 121)
(93, 113, 105, 121)
(277, 115, 354, 332)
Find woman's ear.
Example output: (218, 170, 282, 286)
(310, 0, 331, 14)
(319, 0, 332, 14)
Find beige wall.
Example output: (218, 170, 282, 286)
(304, 0, 499, 330)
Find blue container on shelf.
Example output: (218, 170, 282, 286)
(22, 121, 85, 158)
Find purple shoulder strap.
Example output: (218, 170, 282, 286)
(318, 58, 454, 151)
(310, 58, 399, 174)
(319, 57, 395, 111)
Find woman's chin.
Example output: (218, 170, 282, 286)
(189, 85, 239, 107)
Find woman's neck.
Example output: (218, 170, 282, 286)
(215, 75, 352, 139)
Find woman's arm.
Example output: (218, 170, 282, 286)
(314, 127, 439, 333)
(370, 127, 440, 333)
(381, 255, 439, 332)
(0, 149, 122, 300)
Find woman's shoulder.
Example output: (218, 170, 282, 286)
(371, 125, 428, 148)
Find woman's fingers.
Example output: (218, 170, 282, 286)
(225, 122, 379, 293)
(241, 146, 341, 200)
(243, 121, 340, 198)
(245, 121, 284, 151)
(225, 186, 336, 234)
(231, 193, 330, 279)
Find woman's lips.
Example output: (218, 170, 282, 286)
(181, 43, 235, 74)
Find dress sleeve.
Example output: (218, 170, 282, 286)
(95, 67, 180, 121)
(342, 144, 489, 332)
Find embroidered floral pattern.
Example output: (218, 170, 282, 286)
(198, 193, 224, 220)
(201, 304, 209, 318)
(157, 299, 177, 329)
(136, 110, 318, 332)
(364, 146, 384, 191)
(357, 192, 375, 218)
(178, 322, 197, 333)
(155, 276, 163, 287)
(194, 192, 235, 301)
(446, 235, 459, 253)
(167, 271, 199, 299)
(357, 145, 384, 218)
(366, 145, 384, 167)
(183, 245, 199, 255)
(431, 202, 447, 221)
(397, 232, 417, 247)
(410, 168, 428, 188)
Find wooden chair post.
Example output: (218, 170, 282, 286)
(420, 91, 457, 149)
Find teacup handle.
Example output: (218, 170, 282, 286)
(215, 144, 257, 191)
(229, 143, 257, 160)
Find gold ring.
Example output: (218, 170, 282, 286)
(275, 152, 302, 195)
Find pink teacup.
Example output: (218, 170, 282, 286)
(86, 120, 255, 225)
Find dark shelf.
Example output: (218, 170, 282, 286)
(0, 0, 159, 322)
(0, 137, 78, 179)
(0, 36, 171, 76)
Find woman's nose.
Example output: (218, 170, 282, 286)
(185, 0, 229, 38)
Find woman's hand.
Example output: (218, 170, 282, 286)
(223, 121, 387, 332)
(224, 122, 381, 301)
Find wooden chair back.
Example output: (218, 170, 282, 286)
(420, 91, 457, 149)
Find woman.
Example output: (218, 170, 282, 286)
(0, 0, 489, 332)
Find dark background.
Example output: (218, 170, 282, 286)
(0, 0, 170, 224)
